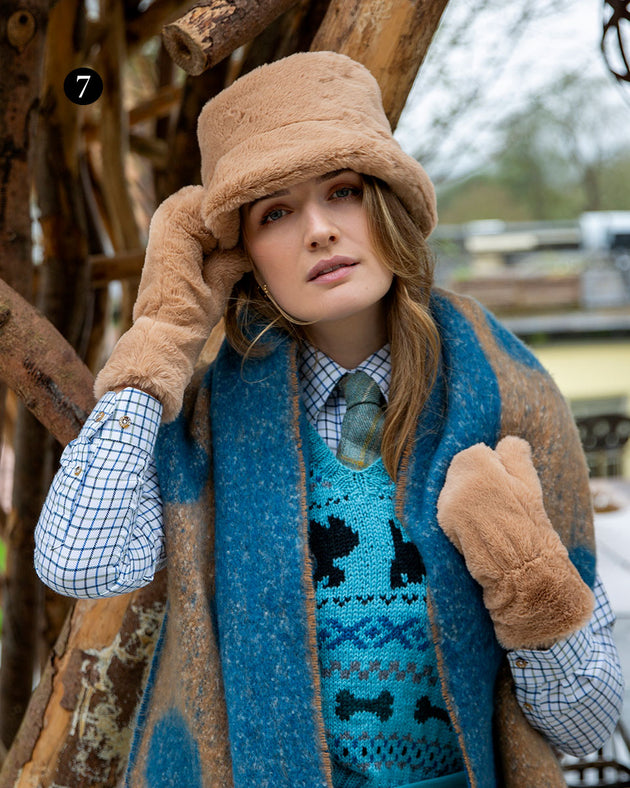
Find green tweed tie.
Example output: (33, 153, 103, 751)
(336, 370, 386, 470)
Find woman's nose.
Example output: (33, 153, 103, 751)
(304, 205, 338, 249)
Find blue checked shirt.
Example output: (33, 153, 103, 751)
(35, 343, 624, 756)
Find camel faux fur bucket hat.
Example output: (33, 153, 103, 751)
(197, 51, 437, 248)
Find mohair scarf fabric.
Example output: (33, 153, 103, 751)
(125, 289, 594, 788)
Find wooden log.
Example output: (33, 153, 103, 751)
(153, 60, 230, 201)
(0, 0, 49, 614)
(98, 0, 141, 256)
(162, 0, 299, 75)
(229, 0, 330, 79)
(84, 85, 183, 145)
(0, 278, 95, 447)
(154, 42, 176, 152)
(32, 0, 97, 680)
(0, 408, 50, 747)
(129, 84, 183, 127)
(129, 133, 170, 167)
(36, 0, 91, 346)
(0, 574, 167, 788)
(80, 147, 119, 262)
(98, 0, 142, 334)
(0, 0, 51, 749)
(274, 0, 331, 60)
(310, 0, 450, 128)
(161, 0, 448, 124)
(40, 583, 73, 671)
(126, 0, 197, 51)
(0, 0, 48, 299)
(90, 250, 145, 287)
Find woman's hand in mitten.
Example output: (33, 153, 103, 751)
(94, 186, 250, 421)
(436, 436, 594, 650)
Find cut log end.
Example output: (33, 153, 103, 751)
(162, 25, 209, 75)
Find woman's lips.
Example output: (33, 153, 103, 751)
(307, 256, 358, 282)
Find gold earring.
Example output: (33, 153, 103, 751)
(259, 282, 312, 326)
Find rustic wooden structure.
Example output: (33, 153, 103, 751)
(0, 0, 449, 783)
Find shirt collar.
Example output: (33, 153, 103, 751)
(298, 340, 391, 421)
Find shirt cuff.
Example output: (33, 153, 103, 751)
(508, 627, 592, 683)
(81, 387, 163, 453)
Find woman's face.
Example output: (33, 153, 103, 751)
(241, 170, 393, 329)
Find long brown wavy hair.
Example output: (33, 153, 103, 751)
(223, 175, 441, 481)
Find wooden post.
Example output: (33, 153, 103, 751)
(0, 0, 47, 299)
(99, 0, 141, 255)
(98, 0, 143, 334)
(33, 0, 96, 667)
(310, 0, 450, 128)
(0, 0, 50, 749)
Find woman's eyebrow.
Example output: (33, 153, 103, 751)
(246, 170, 351, 212)
(247, 188, 290, 211)
(317, 169, 350, 183)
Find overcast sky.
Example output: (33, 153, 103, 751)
(395, 0, 630, 181)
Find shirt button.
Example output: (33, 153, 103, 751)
(73, 465, 82, 476)
(119, 416, 132, 429)
(515, 658, 529, 669)
(523, 702, 533, 712)
(94, 411, 106, 422)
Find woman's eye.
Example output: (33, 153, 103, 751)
(260, 207, 287, 225)
(331, 185, 361, 200)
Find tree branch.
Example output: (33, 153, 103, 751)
(0, 278, 94, 446)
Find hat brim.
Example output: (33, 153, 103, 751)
(201, 120, 437, 249)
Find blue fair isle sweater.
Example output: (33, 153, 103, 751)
(306, 422, 464, 787)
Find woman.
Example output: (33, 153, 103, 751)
(35, 52, 624, 788)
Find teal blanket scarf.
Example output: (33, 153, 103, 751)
(125, 289, 594, 788)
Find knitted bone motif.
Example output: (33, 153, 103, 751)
(415, 696, 451, 725)
(335, 689, 395, 722)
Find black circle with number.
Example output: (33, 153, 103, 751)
(63, 67, 103, 105)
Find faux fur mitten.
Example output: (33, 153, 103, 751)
(437, 436, 594, 650)
(94, 186, 249, 421)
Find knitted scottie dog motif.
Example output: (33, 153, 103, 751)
(306, 422, 464, 786)
(310, 515, 360, 588)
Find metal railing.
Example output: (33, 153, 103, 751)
(562, 720, 630, 787)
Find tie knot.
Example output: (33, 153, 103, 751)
(339, 370, 384, 409)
